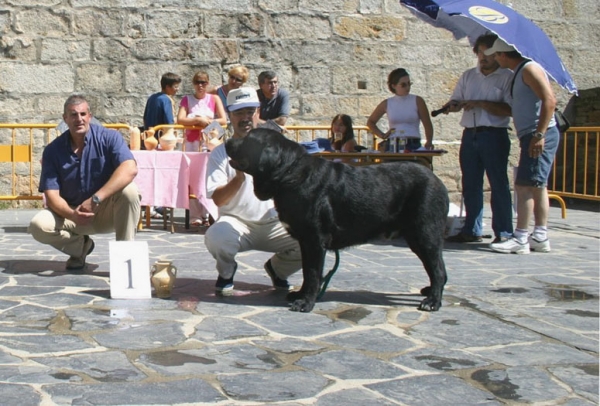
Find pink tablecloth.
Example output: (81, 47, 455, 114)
(132, 150, 218, 219)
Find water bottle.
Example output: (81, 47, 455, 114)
(399, 137, 406, 153)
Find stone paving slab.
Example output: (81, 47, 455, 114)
(0, 205, 598, 405)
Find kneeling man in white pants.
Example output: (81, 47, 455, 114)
(204, 87, 301, 295)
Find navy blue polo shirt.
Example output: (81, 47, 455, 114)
(39, 123, 134, 206)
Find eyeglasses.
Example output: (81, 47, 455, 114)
(229, 76, 244, 83)
(399, 82, 412, 88)
(194, 80, 208, 86)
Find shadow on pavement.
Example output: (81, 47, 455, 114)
(0, 259, 102, 275)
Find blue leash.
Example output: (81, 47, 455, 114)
(317, 249, 340, 300)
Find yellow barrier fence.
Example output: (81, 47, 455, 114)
(4, 122, 597, 206)
(147, 124, 377, 150)
(548, 127, 600, 202)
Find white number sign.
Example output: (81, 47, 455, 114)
(109, 241, 151, 299)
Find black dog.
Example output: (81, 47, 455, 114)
(226, 128, 449, 313)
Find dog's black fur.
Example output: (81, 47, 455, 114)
(226, 128, 449, 313)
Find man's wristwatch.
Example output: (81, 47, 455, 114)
(533, 131, 546, 139)
(92, 194, 101, 205)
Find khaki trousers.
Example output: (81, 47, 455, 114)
(28, 183, 141, 258)
(205, 215, 302, 280)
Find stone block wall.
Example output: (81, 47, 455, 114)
(0, 0, 599, 205)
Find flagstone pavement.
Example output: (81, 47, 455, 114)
(0, 203, 598, 405)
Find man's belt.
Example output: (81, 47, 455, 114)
(465, 126, 507, 133)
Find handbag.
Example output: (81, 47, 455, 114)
(554, 109, 570, 133)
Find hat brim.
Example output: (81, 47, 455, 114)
(483, 41, 516, 55)
(228, 102, 260, 112)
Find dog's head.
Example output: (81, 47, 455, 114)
(226, 128, 307, 200)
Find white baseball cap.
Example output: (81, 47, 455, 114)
(227, 87, 260, 111)
(483, 38, 516, 55)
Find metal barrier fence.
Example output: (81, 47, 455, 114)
(548, 127, 600, 202)
(3, 122, 597, 205)
(147, 124, 377, 150)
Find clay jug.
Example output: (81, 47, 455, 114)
(150, 261, 177, 298)
(129, 126, 141, 150)
(159, 128, 177, 151)
(143, 130, 158, 150)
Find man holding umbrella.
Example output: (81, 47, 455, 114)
(443, 33, 513, 245)
(485, 38, 559, 254)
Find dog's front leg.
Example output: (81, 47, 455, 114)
(288, 242, 325, 313)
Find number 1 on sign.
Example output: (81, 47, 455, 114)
(125, 259, 134, 289)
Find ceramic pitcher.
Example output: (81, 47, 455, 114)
(159, 128, 177, 151)
(150, 260, 177, 298)
(143, 130, 158, 150)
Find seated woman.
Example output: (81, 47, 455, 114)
(366, 68, 434, 151)
(330, 114, 358, 152)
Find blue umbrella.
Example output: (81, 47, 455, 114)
(400, 0, 577, 94)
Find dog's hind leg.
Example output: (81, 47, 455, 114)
(405, 235, 447, 312)
(419, 252, 446, 311)
(288, 243, 326, 313)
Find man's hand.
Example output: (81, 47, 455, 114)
(529, 137, 545, 158)
(461, 100, 480, 111)
(70, 204, 95, 226)
(79, 197, 95, 214)
(444, 100, 463, 114)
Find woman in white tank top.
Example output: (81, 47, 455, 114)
(367, 68, 434, 151)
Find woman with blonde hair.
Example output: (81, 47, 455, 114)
(209, 65, 250, 112)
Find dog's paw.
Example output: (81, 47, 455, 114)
(287, 290, 304, 302)
(289, 299, 315, 313)
(418, 297, 441, 312)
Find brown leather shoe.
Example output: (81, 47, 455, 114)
(66, 236, 95, 271)
(446, 233, 483, 243)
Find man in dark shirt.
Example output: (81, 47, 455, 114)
(142, 72, 181, 217)
(28, 94, 141, 271)
(256, 70, 290, 127)
(143, 72, 181, 131)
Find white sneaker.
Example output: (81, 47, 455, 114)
(529, 236, 551, 252)
(490, 237, 530, 254)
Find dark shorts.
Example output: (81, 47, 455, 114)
(515, 126, 559, 188)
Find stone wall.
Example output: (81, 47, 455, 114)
(0, 0, 599, 204)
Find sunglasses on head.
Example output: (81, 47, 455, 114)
(194, 80, 208, 85)
(229, 76, 244, 83)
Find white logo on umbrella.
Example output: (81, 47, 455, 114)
(469, 6, 509, 24)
